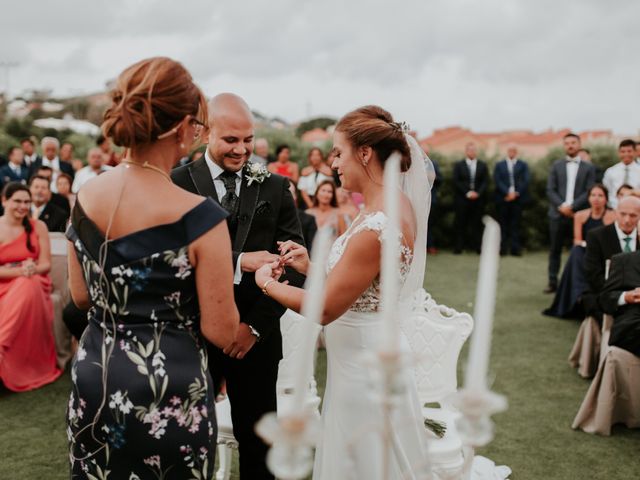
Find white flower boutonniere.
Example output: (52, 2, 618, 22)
(244, 162, 271, 186)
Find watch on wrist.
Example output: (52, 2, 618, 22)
(248, 324, 261, 342)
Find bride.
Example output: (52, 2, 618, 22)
(255, 105, 434, 479)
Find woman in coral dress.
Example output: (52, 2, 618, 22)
(0, 182, 62, 392)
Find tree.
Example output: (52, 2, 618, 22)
(295, 117, 337, 138)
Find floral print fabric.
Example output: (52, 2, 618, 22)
(66, 199, 227, 480)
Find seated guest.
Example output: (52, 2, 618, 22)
(31, 137, 75, 190)
(32, 166, 70, 215)
(0, 147, 29, 189)
(306, 180, 346, 237)
(544, 184, 615, 318)
(72, 147, 112, 193)
(0, 182, 62, 391)
(29, 176, 68, 233)
(336, 187, 360, 227)
(20, 138, 41, 175)
(298, 147, 333, 208)
(287, 179, 317, 251)
(268, 144, 300, 183)
(617, 183, 634, 200)
(599, 250, 640, 356)
(582, 195, 640, 316)
(56, 173, 76, 210)
(97, 134, 120, 167)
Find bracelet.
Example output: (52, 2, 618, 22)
(262, 279, 277, 296)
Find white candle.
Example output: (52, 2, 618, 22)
(293, 227, 333, 413)
(465, 216, 501, 391)
(380, 153, 401, 353)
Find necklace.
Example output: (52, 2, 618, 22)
(122, 159, 172, 183)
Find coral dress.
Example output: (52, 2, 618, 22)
(0, 221, 62, 391)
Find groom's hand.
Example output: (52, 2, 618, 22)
(223, 323, 257, 359)
(241, 251, 280, 273)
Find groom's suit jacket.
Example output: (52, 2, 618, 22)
(171, 157, 305, 358)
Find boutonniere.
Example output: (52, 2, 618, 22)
(244, 162, 271, 186)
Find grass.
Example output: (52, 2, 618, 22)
(1, 252, 638, 479)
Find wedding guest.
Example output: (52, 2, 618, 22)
(494, 145, 530, 256)
(97, 134, 120, 166)
(173, 93, 305, 479)
(307, 180, 346, 237)
(452, 142, 489, 254)
(603, 139, 639, 208)
(0, 182, 62, 391)
(427, 158, 442, 254)
(32, 166, 70, 215)
(336, 187, 360, 227)
(251, 138, 270, 166)
(582, 195, 640, 315)
(544, 184, 615, 318)
(56, 173, 76, 210)
(59, 142, 75, 166)
(545, 133, 596, 293)
(579, 148, 603, 183)
(288, 178, 317, 251)
(617, 184, 634, 200)
(20, 138, 40, 173)
(67, 56, 239, 478)
(31, 137, 75, 191)
(72, 147, 112, 193)
(0, 147, 29, 188)
(599, 250, 640, 356)
(267, 144, 299, 183)
(29, 176, 67, 233)
(298, 147, 333, 208)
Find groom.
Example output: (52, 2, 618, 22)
(172, 93, 305, 479)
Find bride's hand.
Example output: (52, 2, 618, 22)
(255, 261, 285, 289)
(277, 240, 310, 275)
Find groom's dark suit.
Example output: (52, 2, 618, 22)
(172, 157, 305, 479)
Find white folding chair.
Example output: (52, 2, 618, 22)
(49, 232, 73, 369)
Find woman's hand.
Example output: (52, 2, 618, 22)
(21, 259, 36, 277)
(277, 240, 310, 275)
(255, 261, 285, 290)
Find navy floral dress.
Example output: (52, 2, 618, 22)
(66, 198, 227, 480)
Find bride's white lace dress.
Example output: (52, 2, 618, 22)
(313, 211, 430, 480)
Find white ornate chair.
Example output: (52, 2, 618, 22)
(215, 309, 322, 480)
(403, 289, 474, 479)
(49, 232, 73, 370)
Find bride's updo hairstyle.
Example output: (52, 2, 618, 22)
(102, 57, 207, 148)
(335, 105, 412, 172)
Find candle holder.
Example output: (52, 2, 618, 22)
(448, 387, 507, 448)
(255, 408, 321, 480)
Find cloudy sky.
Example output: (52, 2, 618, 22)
(1, 0, 639, 137)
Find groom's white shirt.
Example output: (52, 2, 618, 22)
(205, 150, 244, 285)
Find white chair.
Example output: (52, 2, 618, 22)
(215, 309, 322, 480)
(49, 232, 73, 370)
(403, 289, 474, 479)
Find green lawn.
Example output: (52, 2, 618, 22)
(1, 252, 638, 479)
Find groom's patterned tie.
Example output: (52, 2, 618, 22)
(219, 170, 239, 235)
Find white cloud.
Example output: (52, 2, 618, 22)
(2, 0, 639, 135)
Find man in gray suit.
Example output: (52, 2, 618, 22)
(545, 133, 596, 293)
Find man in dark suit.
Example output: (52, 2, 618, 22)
(494, 145, 530, 256)
(545, 133, 596, 293)
(0, 146, 30, 189)
(30, 136, 75, 185)
(29, 175, 68, 232)
(172, 93, 305, 480)
(599, 250, 640, 356)
(32, 166, 71, 215)
(452, 142, 489, 254)
(20, 138, 41, 176)
(583, 196, 640, 314)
